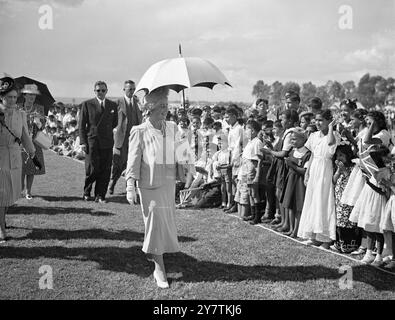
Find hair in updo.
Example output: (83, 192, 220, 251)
(318, 109, 333, 121)
(142, 87, 169, 114)
(340, 98, 358, 111)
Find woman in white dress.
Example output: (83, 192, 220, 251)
(298, 109, 339, 248)
(125, 87, 193, 288)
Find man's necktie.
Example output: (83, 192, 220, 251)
(100, 101, 104, 113)
(194, 131, 198, 159)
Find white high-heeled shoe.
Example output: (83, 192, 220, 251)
(153, 270, 169, 289)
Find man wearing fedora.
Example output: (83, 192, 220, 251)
(79, 81, 118, 203)
(108, 80, 142, 194)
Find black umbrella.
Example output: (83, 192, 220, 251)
(15, 76, 55, 115)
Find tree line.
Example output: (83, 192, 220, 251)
(252, 73, 395, 109)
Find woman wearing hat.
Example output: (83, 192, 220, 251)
(126, 87, 194, 289)
(19, 84, 46, 200)
(0, 77, 36, 242)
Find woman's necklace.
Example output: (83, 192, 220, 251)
(24, 103, 34, 113)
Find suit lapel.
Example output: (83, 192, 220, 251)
(120, 98, 127, 115)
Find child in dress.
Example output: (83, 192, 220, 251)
(331, 144, 361, 253)
(280, 128, 311, 237)
(235, 120, 263, 221)
(338, 109, 369, 255)
(298, 109, 340, 248)
(349, 146, 390, 266)
(379, 157, 395, 270)
(268, 109, 299, 233)
(349, 111, 392, 256)
(266, 120, 284, 225)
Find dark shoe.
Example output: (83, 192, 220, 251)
(249, 218, 261, 225)
(225, 204, 237, 213)
(108, 188, 114, 195)
(83, 195, 92, 201)
(96, 196, 107, 204)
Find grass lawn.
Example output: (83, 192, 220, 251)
(0, 150, 394, 300)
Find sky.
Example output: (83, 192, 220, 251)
(0, 0, 394, 103)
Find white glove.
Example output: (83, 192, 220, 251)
(126, 186, 138, 205)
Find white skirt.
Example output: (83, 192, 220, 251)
(138, 181, 180, 255)
(341, 166, 365, 206)
(349, 183, 387, 233)
(380, 195, 395, 232)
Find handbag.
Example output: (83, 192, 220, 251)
(33, 131, 52, 150)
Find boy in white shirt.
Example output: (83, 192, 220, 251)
(223, 107, 244, 213)
(211, 133, 232, 209)
(234, 120, 263, 221)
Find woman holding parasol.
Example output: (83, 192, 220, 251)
(126, 87, 194, 288)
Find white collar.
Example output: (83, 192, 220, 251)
(230, 122, 239, 129)
(96, 97, 106, 105)
(124, 95, 133, 103)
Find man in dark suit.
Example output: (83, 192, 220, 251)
(108, 80, 142, 194)
(79, 81, 118, 203)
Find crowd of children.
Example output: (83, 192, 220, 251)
(172, 93, 395, 271)
(43, 103, 86, 160)
(41, 95, 395, 271)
